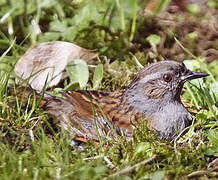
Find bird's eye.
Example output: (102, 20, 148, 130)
(163, 74, 172, 82)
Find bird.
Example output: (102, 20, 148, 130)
(14, 60, 208, 142)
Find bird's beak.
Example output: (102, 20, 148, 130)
(181, 70, 209, 81)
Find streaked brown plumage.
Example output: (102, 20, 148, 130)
(44, 90, 140, 142)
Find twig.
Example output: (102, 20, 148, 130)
(129, 52, 144, 69)
(83, 155, 103, 161)
(208, 158, 218, 168)
(106, 155, 157, 178)
(187, 170, 208, 178)
(188, 170, 218, 178)
(29, 129, 34, 142)
(104, 156, 115, 169)
(83, 155, 115, 169)
(173, 126, 190, 154)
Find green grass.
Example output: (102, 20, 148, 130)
(0, 0, 218, 179)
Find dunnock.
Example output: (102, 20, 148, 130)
(15, 60, 208, 141)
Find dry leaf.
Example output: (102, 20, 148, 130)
(14, 41, 98, 91)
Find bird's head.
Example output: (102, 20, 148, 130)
(128, 60, 208, 101)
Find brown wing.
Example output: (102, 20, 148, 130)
(61, 90, 145, 140)
(44, 90, 126, 141)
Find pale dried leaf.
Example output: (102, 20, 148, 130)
(14, 41, 98, 91)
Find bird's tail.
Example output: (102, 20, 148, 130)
(8, 85, 77, 116)
(8, 85, 52, 109)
